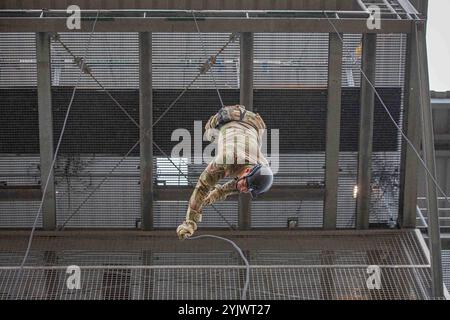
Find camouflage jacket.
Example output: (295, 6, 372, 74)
(186, 105, 269, 223)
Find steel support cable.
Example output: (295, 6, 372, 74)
(14, 12, 100, 293)
(325, 15, 450, 208)
(54, 34, 239, 229)
(192, 10, 225, 109)
(153, 32, 238, 127)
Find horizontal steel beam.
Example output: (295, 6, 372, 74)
(0, 17, 415, 33)
(0, 185, 42, 201)
(154, 185, 325, 201)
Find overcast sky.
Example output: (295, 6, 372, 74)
(427, 1, 450, 91)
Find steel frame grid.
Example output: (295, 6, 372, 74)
(0, 229, 445, 300)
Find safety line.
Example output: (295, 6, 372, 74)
(18, 12, 100, 269)
(188, 234, 250, 300)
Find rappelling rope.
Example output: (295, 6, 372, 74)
(11, 13, 100, 299)
(18, 12, 100, 269)
(325, 14, 450, 209)
(188, 235, 250, 300)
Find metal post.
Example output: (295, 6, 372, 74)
(415, 22, 444, 298)
(356, 33, 377, 230)
(142, 250, 153, 299)
(399, 33, 420, 228)
(36, 32, 56, 230)
(238, 32, 253, 230)
(139, 32, 153, 230)
(324, 33, 343, 229)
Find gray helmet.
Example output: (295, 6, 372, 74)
(244, 164, 274, 198)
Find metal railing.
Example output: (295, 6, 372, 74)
(416, 197, 450, 233)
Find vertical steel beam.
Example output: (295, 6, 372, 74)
(36, 32, 56, 230)
(139, 32, 153, 230)
(415, 22, 444, 298)
(356, 33, 377, 230)
(446, 158, 450, 195)
(324, 33, 343, 229)
(238, 32, 253, 230)
(399, 33, 420, 228)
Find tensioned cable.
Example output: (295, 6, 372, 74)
(55, 34, 238, 229)
(153, 32, 238, 128)
(192, 10, 225, 109)
(325, 15, 450, 209)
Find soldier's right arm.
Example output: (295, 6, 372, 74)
(203, 179, 239, 207)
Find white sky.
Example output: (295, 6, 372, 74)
(427, 0, 450, 91)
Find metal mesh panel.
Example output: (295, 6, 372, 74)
(369, 34, 407, 227)
(0, 266, 435, 300)
(50, 32, 242, 89)
(0, 156, 41, 228)
(54, 156, 140, 228)
(0, 230, 429, 264)
(252, 153, 325, 228)
(269, 154, 324, 185)
(254, 33, 329, 88)
(153, 33, 239, 89)
(0, 88, 39, 153)
(0, 33, 36, 86)
(152, 252, 240, 266)
(154, 201, 238, 229)
(337, 152, 358, 228)
(0, 230, 439, 300)
(444, 251, 450, 290)
(375, 34, 407, 87)
(342, 34, 362, 87)
(52, 88, 139, 155)
(252, 201, 323, 228)
(51, 33, 138, 88)
(369, 152, 402, 227)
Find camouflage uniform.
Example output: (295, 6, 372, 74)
(177, 105, 268, 239)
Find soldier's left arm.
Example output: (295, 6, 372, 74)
(186, 161, 226, 223)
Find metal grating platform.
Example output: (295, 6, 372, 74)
(0, 229, 445, 300)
